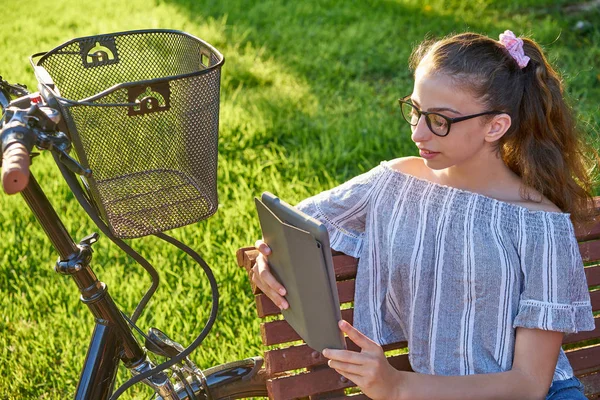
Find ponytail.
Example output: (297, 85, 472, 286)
(500, 39, 597, 223)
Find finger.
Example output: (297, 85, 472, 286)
(252, 275, 288, 310)
(251, 262, 288, 309)
(254, 239, 272, 255)
(338, 320, 378, 351)
(321, 349, 364, 365)
(256, 255, 287, 297)
(328, 359, 368, 376)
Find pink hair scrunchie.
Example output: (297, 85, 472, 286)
(499, 30, 530, 69)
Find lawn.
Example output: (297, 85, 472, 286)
(1, 0, 599, 398)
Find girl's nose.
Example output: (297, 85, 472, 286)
(411, 115, 432, 142)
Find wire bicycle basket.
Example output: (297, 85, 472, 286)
(32, 29, 224, 238)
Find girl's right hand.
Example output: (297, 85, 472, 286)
(252, 239, 289, 310)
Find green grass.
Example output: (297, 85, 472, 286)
(1, 0, 599, 398)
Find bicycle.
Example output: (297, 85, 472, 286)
(0, 29, 268, 399)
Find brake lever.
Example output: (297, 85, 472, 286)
(52, 145, 92, 177)
(0, 76, 28, 99)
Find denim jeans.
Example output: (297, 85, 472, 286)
(546, 376, 587, 399)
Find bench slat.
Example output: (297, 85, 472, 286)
(255, 293, 282, 319)
(267, 354, 411, 400)
(267, 366, 352, 400)
(580, 240, 600, 264)
(309, 389, 347, 400)
(567, 345, 600, 376)
(237, 246, 258, 272)
(564, 317, 600, 345)
(586, 265, 600, 287)
(576, 224, 600, 243)
(592, 290, 600, 312)
(331, 255, 360, 280)
(584, 264, 600, 287)
(237, 247, 261, 294)
(580, 371, 600, 399)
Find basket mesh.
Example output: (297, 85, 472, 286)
(35, 30, 223, 238)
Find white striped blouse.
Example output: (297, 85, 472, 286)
(295, 161, 594, 382)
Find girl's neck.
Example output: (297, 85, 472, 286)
(431, 152, 521, 200)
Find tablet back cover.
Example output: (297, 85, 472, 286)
(255, 197, 345, 352)
(260, 192, 342, 319)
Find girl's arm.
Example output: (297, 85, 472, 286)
(322, 321, 563, 400)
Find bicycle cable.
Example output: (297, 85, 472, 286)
(120, 311, 152, 341)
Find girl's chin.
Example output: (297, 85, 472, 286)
(421, 156, 447, 170)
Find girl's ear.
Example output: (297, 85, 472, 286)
(484, 113, 512, 143)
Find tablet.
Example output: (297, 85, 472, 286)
(255, 192, 345, 351)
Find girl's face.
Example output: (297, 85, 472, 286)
(409, 63, 497, 170)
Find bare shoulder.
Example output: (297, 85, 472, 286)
(386, 157, 431, 179)
(510, 192, 563, 213)
(500, 180, 563, 213)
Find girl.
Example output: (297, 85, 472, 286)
(252, 30, 597, 399)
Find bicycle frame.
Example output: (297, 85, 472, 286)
(21, 173, 147, 398)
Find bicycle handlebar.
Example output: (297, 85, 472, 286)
(1, 104, 36, 195)
(2, 141, 29, 194)
(1, 77, 33, 195)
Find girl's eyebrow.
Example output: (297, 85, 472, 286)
(411, 98, 462, 115)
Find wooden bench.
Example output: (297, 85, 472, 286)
(236, 197, 600, 399)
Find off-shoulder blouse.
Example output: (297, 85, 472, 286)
(296, 162, 594, 381)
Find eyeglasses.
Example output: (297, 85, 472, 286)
(398, 95, 504, 137)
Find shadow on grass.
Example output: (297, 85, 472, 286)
(159, 0, 598, 192)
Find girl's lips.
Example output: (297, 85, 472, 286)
(419, 149, 440, 159)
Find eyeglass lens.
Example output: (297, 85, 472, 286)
(401, 102, 449, 136)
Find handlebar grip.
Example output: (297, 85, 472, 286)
(2, 142, 30, 194)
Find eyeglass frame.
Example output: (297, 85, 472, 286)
(398, 95, 505, 137)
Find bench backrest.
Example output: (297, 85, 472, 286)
(237, 197, 600, 400)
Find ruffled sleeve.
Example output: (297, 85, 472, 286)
(513, 214, 595, 334)
(295, 164, 387, 258)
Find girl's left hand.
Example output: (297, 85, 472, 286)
(322, 320, 403, 400)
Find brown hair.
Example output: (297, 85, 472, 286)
(409, 32, 598, 223)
